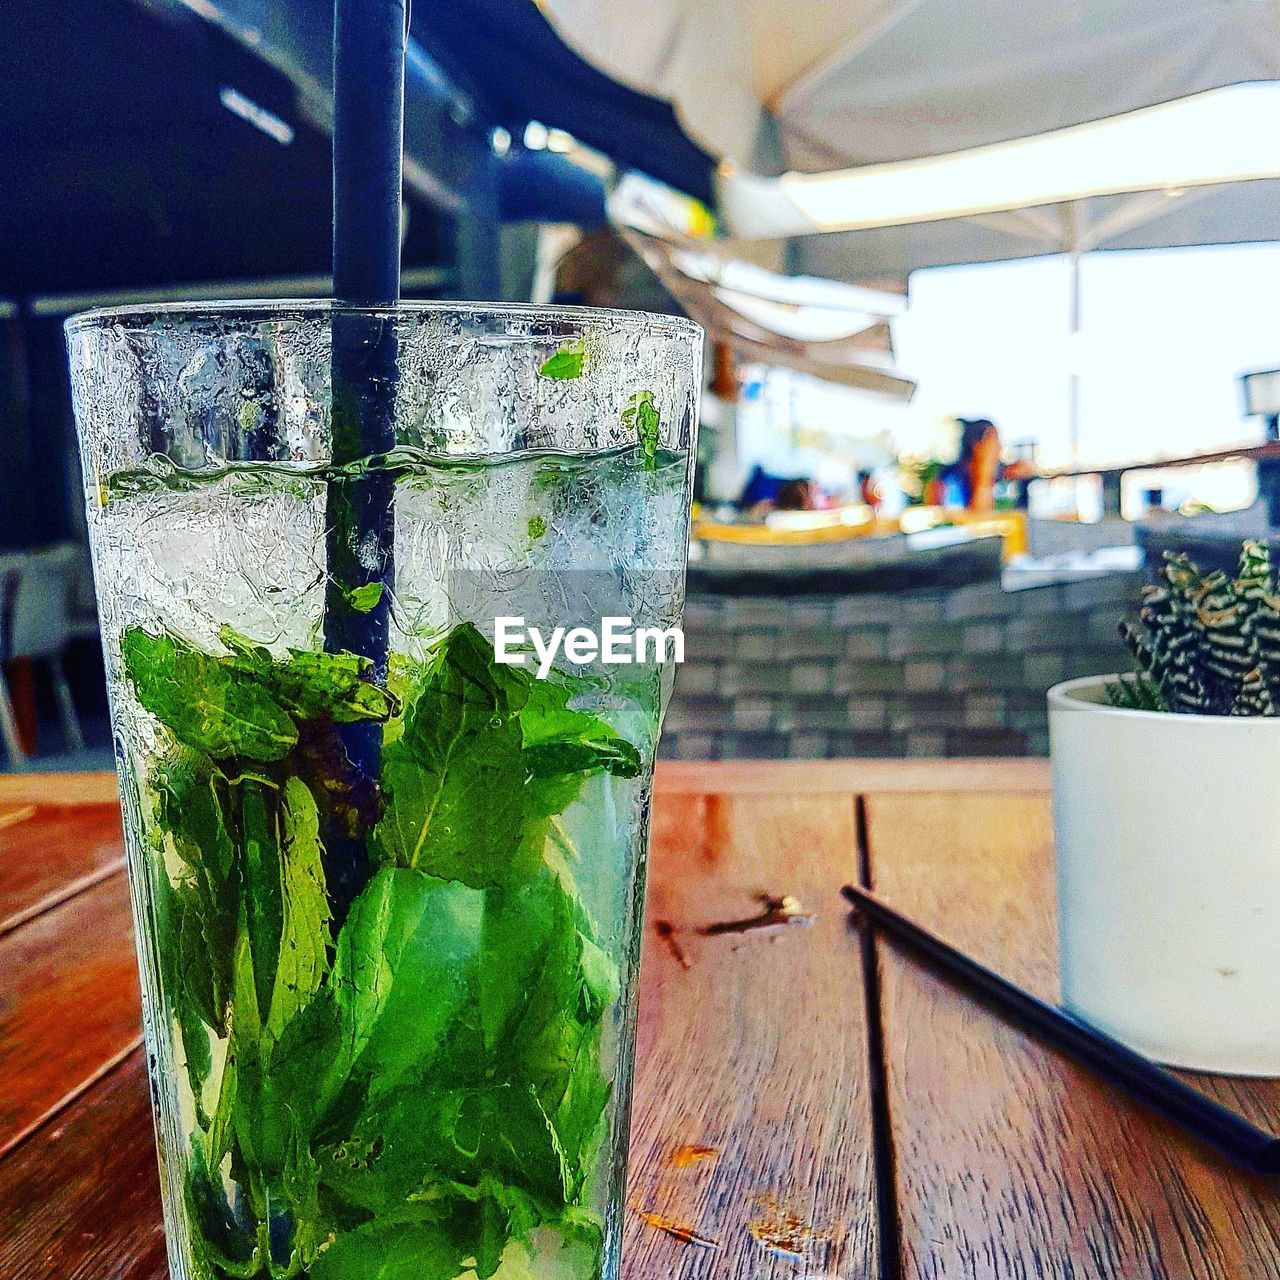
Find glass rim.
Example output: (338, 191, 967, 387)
(63, 297, 704, 340)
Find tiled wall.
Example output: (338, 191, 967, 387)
(663, 571, 1143, 759)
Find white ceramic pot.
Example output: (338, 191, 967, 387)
(1049, 675, 1280, 1076)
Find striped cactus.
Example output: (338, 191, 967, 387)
(1113, 541, 1280, 715)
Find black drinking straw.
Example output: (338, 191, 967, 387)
(842, 884, 1280, 1174)
(324, 0, 406, 922)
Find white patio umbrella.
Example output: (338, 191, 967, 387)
(620, 227, 915, 399)
(709, 82, 1280, 451)
(542, 0, 1280, 273)
(538, 0, 1280, 173)
(545, 0, 1280, 457)
(720, 83, 1280, 264)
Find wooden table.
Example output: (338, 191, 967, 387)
(2, 762, 1278, 1279)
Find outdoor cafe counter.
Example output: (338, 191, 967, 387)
(2, 763, 1279, 1278)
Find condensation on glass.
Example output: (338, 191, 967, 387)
(66, 302, 703, 1280)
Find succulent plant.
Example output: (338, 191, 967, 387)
(1110, 541, 1280, 715)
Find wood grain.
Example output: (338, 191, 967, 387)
(6, 767, 1280, 1280)
(0, 1050, 167, 1280)
(655, 758, 1051, 796)
(0, 803, 125, 935)
(863, 790, 1280, 1280)
(0, 772, 119, 807)
(0, 762, 1055, 805)
(0, 786, 881, 1280)
(625, 791, 878, 1280)
(0, 871, 142, 1156)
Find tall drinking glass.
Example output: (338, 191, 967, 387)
(66, 302, 702, 1280)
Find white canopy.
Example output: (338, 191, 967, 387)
(722, 83, 1280, 275)
(789, 173, 1280, 281)
(543, 0, 1280, 277)
(723, 86, 1280, 237)
(621, 228, 916, 399)
(540, 0, 1280, 170)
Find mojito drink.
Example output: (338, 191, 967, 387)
(67, 304, 701, 1280)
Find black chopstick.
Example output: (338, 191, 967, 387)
(841, 882, 1280, 1175)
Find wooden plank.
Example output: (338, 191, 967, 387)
(0, 803, 125, 935)
(0, 760, 1057, 805)
(864, 790, 1280, 1279)
(0, 789, 878, 1280)
(625, 791, 878, 1279)
(655, 757, 1051, 796)
(0, 771, 119, 806)
(0, 872, 142, 1156)
(0, 1050, 167, 1280)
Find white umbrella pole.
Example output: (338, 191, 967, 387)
(1068, 246, 1081, 466)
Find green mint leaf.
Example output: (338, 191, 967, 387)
(282, 1115, 328, 1269)
(205, 1048, 238, 1173)
(317, 867, 615, 1218)
(478, 867, 615, 1195)
(309, 1216, 466, 1280)
(377, 626, 643, 878)
(237, 396, 261, 437)
(478, 867, 580, 1056)
(254, 992, 342, 1172)
(527, 514, 547, 543)
(305, 1178, 511, 1278)
(175, 884, 222, 1055)
(334, 868, 482, 1100)
(525, 738, 641, 780)
(415, 1177, 550, 1280)
(410, 1178, 603, 1280)
(521, 676, 642, 816)
(323, 1083, 568, 1216)
(264, 778, 332, 1044)
(159, 765, 238, 892)
(544, 1027, 612, 1192)
(375, 625, 532, 885)
(227, 920, 266, 1175)
(216, 626, 273, 674)
(347, 581, 384, 614)
(274, 648, 398, 724)
(155, 764, 239, 1038)
(239, 782, 284, 1024)
(265, 867, 483, 1149)
(519, 675, 611, 748)
(324, 869, 398, 1086)
(218, 627, 398, 725)
(131, 622, 634, 1278)
(538, 341, 587, 380)
(123, 627, 297, 761)
(622, 390, 660, 470)
(149, 857, 214, 1116)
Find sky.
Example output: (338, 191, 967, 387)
(734, 241, 1280, 509)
